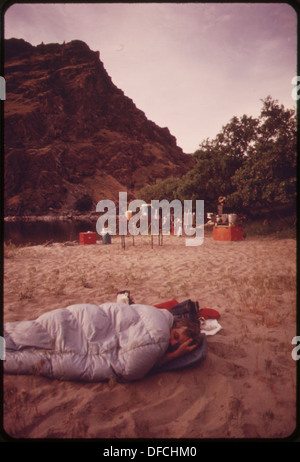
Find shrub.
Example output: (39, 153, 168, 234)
(74, 194, 93, 212)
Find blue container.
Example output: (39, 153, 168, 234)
(102, 233, 111, 245)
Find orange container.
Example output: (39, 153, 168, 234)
(79, 232, 97, 245)
(213, 225, 243, 241)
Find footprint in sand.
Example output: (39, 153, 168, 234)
(225, 361, 249, 379)
(208, 341, 247, 359)
(208, 341, 249, 379)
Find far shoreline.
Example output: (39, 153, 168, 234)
(4, 214, 99, 222)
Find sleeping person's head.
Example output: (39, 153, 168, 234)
(168, 318, 201, 353)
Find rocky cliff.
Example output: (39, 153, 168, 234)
(4, 38, 193, 216)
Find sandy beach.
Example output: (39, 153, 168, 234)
(3, 232, 297, 439)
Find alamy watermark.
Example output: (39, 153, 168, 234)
(291, 336, 300, 361)
(291, 76, 300, 101)
(0, 76, 6, 100)
(95, 192, 204, 247)
(1, 336, 5, 360)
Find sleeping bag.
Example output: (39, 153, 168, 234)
(4, 303, 173, 382)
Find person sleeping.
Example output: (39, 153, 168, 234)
(4, 302, 204, 382)
(165, 318, 201, 362)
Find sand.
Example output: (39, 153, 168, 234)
(3, 232, 297, 440)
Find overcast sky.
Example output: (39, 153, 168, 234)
(4, 2, 297, 153)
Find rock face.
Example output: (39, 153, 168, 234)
(4, 38, 193, 216)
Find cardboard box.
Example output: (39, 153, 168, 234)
(213, 225, 244, 241)
(79, 232, 97, 245)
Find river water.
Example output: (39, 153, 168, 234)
(4, 218, 100, 246)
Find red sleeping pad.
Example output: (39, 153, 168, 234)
(154, 299, 179, 311)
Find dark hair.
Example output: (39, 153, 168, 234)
(172, 318, 201, 347)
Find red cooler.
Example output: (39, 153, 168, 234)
(213, 225, 243, 241)
(79, 232, 97, 245)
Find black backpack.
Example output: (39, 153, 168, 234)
(170, 299, 200, 326)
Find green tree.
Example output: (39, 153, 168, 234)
(137, 97, 296, 217)
(178, 113, 258, 211)
(229, 97, 296, 211)
(138, 177, 182, 203)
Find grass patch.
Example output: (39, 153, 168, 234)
(244, 216, 296, 239)
(4, 240, 18, 258)
(221, 269, 296, 327)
